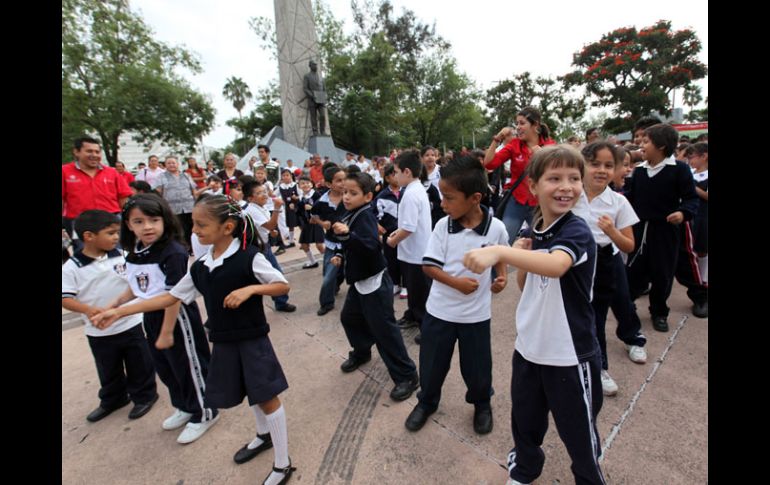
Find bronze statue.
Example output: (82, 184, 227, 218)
(303, 60, 327, 136)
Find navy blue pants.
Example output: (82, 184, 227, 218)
(319, 247, 341, 308)
(264, 245, 290, 309)
(340, 272, 417, 384)
(87, 324, 157, 409)
(627, 220, 680, 318)
(508, 351, 606, 485)
(416, 313, 492, 413)
(143, 303, 217, 423)
(399, 261, 431, 325)
(382, 233, 402, 288)
(674, 221, 708, 305)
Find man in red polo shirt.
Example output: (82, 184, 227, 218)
(309, 153, 324, 188)
(62, 136, 133, 250)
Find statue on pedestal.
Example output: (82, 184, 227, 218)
(303, 60, 327, 136)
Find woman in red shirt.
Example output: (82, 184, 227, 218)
(484, 106, 555, 244)
(185, 157, 206, 188)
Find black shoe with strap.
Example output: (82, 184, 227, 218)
(262, 458, 297, 485)
(233, 433, 273, 464)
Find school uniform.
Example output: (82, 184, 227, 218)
(397, 179, 432, 325)
(625, 156, 699, 319)
(62, 250, 157, 410)
(310, 191, 348, 308)
(374, 186, 401, 287)
(297, 189, 325, 244)
(334, 204, 417, 384)
(508, 211, 605, 485)
(170, 240, 289, 408)
(243, 202, 293, 310)
(278, 182, 300, 229)
(125, 240, 215, 424)
(418, 210, 508, 413)
(573, 189, 645, 371)
(673, 168, 708, 304)
(423, 181, 446, 229)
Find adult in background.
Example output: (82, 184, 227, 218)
(135, 155, 166, 187)
(256, 145, 281, 186)
(185, 157, 206, 189)
(309, 153, 325, 188)
(115, 161, 135, 185)
(484, 106, 555, 244)
(62, 136, 133, 252)
(152, 157, 197, 250)
(216, 152, 244, 182)
(205, 160, 218, 176)
(585, 127, 601, 144)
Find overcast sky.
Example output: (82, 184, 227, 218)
(129, 0, 708, 149)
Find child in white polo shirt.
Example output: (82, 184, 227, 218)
(404, 156, 508, 434)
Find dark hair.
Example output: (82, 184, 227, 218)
(73, 136, 100, 151)
(120, 193, 183, 251)
(585, 127, 599, 138)
(420, 145, 436, 157)
(439, 155, 488, 197)
(581, 141, 621, 166)
(517, 106, 551, 140)
(527, 145, 585, 230)
(685, 142, 708, 157)
(298, 176, 313, 184)
(193, 195, 263, 252)
(633, 115, 663, 134)
(206, 174, 222, 184)
(129, 180, 153, 194)
(644, 124, 678, 157)
(73, 210, 120, 240)
(242, 180, 263, 199)
(383, 163, 396, 179)
(323, 164, 344, 183)
(394, 149, 422, 178)
(280, 168, 295, 179)
(346, 172, 377, 195)
(346, 164, 362, 174)
(257, 144, 270, 153)
(223, 177, 242, 196)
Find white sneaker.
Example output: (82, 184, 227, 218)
(162, 409, 194, 430)
(399, 287, 408, 299)
(176, 414, 220, 444)
(626, 344, 647, 364)
(600, 370, 618, 396)
(506, 478, 531, 485)
(393, 285, 401, 296)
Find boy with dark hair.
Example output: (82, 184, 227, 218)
(625, 124, 699, 332)
(62, 210, 158, 423)
(404, 156, 508, 433)
(331, 172, 419, 400)
(387, 150, 432, 341)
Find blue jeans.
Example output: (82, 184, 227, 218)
(264, 245, 290, 308)
(319, 248, 340, 308)
(501, 198, 534, 245)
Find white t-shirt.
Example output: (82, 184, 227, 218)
(572, 187, 639, 254)
(397, 179, 432, 264)
(423, 214, 508, 322)
(135, 166, 166, 187)
(244, 202, 272, 244)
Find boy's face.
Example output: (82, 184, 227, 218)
(209, 180, 222, 191)
(342, 179, 373, 210)
(439, 179, 480, 221)
(327, 170, 346, 194)
(640, 136, 665, 163)
(249, 186, 269, 206)
(85, 223, 121, 252)
(393, 165, 412, 187)
(299, 180, 313, 193)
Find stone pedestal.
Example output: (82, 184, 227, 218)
(306, 135, 343, 165)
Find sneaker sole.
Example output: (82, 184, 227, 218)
(177, 416, 220, 444)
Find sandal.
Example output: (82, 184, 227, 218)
(262, 458, 296, 485)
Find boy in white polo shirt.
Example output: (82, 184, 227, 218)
(386, 150, 432, 341)
(404, 156, 508, 434)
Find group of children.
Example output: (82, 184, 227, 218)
(63, 119, 706, 485)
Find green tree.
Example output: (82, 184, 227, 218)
(563, 20, 707, 133)
(62, 0, 215, 166)
(225, 82, 283, 154)
(222, 76, 253, 119)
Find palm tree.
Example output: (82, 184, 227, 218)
(222, 77, 253, 119)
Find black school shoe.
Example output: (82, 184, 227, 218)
(261, 458, 297, 485)
(692, 301, 708, 318)
(404, 405, 434, 431)
(340, 353, 371, 373)
(275, 303, 297, 313)
(317, 304, 334, 316)
(652, 316, 669, 332)
(128, 393, 159, 420)
(234, 433, 273, 464)
(86, 397, 131, 422)
(390, 375, 419, 401)
(473, 407, 493, 435)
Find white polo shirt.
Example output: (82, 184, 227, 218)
(572, 187, 639, 254)
(423, 212, 508, 323)
(244, 202, 272, 244)
(397, 179, 432, 264)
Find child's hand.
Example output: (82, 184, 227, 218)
(224, 288, 252, 309)
(454, 276, 480, 295)
(309, 214, 320, 224)
(491, 275, 508, 293)
(330, 256, 342, 267)
(377, 224, 386, 235)
(513, 237, 532, 250)
(270, 229, 279, 237)
(85, 306, 104, 320)
(332, 222, 349, 235)
(272, 197, 284, 209)
(596, 215, 616, 234)
(386, 232, 398, 248)
(289, 203, 295, 210)
(666, 211, 684, 225)
(291, 195, 299, 201)
(305, 204, 313, 211)
(91, 309, 119, 329)
(155, 332, 174, 350)
(463, 247, 500, 274)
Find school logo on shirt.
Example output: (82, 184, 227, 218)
(113, 263, 126, 276)
(135, 272, 150, 293)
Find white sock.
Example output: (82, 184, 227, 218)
(287, 231, 295, 244)
(698, 255, 708, 284)
(264, 405, 291, 485)
(247, 405, 270, 449)
(305, 250, 316, 264)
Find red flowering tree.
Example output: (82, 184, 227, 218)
(563, 20, 707, 133)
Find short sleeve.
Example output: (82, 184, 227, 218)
(62, 261, 78, 298)
(162, 246, 190, 288)
(252, 252, 289, 284)
(614, 195, 640, 230)
(169, 271, 200, 305)
(422, 218, 447, 268)
(399, 192, 419, 232)
(550, 218, 594, 266)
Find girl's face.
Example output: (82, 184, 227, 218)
(192, 206, 230, 246)
(613, 153, 632, 187)
(422, 149, 437, 169)
(255, 170, 267, 182)
(385, 173, 398, 188)
(687, 151, 707, 171)
(515, 115, 539, 142)
(584, 148, 615, 194)
(530, 165, 583, 223)
(299, 180, 313, 193)
(125, 207, 165, 247)
(227, 185, 243, 201)
(281, 172, 293, 184)
(327, 170, 346, 194)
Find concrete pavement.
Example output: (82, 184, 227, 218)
(62, 247, 707, 484)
